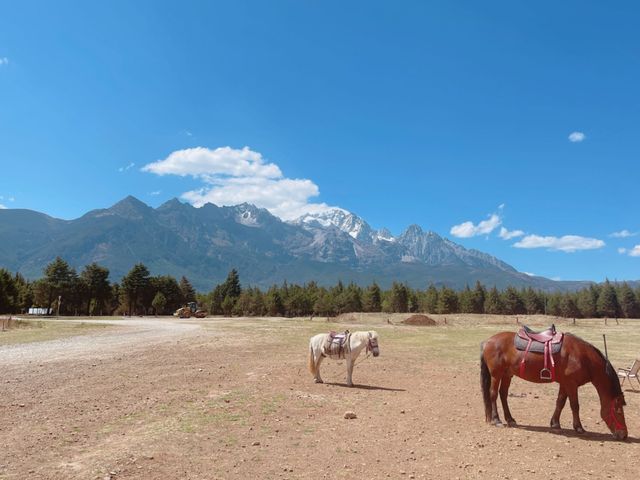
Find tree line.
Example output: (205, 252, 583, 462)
(1, 257, 639, 319)
(0, 258, 196, 316)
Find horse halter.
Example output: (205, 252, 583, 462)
(366, 333, 379, 355)
(606, 397, 625, 432)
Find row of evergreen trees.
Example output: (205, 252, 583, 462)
(198, 273, 640, 319)
(1, 257, 639, 319)
(0, 258, 196, 316)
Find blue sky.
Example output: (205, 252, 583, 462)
(1, 1, 639, 282)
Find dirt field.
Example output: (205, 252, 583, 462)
(1, 314, 639, 479)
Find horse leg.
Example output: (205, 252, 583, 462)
(566, 384, 585, 434)
(346, 355, 354, 387)
(314, 349, 325, 383)
(489, 376, 504, 427)
(499, 375, 517, 427)
(550, 386, 567, 429)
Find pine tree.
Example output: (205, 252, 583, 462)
(560, 294, 580, 318)
(576, 285, 598, 318)
(362, 282, 382, 312)
(43, 257, 78, 315)
(458, 285, 474, 313)
(618, 283, 640, 319)
(522, 288, 543, 315)
(223, 269, 242, 300)
(421, 285, 439, 313)
(597, 280, 620, 318)
(484, 287, 503, 315)
(502, 287, 525, 315)
(80, 263, 111, 315)
(437, 286, 458, 314)
(121, 263, 150, 315)
(389, 282, 409, 313)
(179, 276, 197, 304)
(0, 268, 18, 313)
(265, 286, 285, 316)
(151, 291, 167, 315)
(471, 281, 486, 314)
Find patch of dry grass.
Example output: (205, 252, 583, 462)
(0, 319, 110, 346)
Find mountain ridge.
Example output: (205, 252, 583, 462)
(0, 196, 597, 292)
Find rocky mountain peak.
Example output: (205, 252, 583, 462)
(106, 195, 153, 220)
(291, 208, 374, 242)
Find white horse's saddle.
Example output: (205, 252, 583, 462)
(322, 330, 351, 359)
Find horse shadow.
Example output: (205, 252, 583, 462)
(515, 424, 640, 443)
(324, 382, 406, 392)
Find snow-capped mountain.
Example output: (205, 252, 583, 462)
(0, 196, 591, 291)
(292, 208, 376, 243)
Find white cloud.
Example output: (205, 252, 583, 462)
(513, 234, 605, 252)
(142, 146, 336, 220)
(150, 190, 161, 196)
(629, 245, 640, 257)
(450, 213, 501, 238)
(618, 248, 627, 254)
(568, 131, 586, 143)
(0, 203, 6, 209)
(499, 227, 524, 240)
(142, 146, 281, 179)
(118, 162, 135, 172)
(0, 57, 8, 66)
(610, 229, 636, 238)
(523, 272, 536, 277)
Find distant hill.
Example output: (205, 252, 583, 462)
(0, 196, 595, 292)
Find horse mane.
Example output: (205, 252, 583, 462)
(593, 347, 624, 398)
(569, 334, 623, 398)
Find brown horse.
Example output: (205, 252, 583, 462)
(481, 331, 628, 440)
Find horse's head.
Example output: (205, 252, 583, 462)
(603, 394, 627, 440)
(367, 331, 379, 357)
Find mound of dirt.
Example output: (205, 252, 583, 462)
(402, 314, 436, 326)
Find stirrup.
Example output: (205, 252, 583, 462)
(540, 368, 552, 381)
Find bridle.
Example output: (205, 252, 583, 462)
(606, 396, 625, 432)
(366, 334, 378, 354)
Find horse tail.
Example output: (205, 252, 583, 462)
(480, 342, 492, 421)
(308, 343, 317, 376)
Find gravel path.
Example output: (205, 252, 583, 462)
(0, 317, 201, 366)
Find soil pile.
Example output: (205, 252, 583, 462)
(402, 314, 436, 326)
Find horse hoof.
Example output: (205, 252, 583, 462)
(314, 379, 323, 384)
(575, 426, 585, 434)
(347, 383, 354, 388)
(550, 422, 561, 430)
(491, 420, 504, 428)
(507, 420, 517, 428)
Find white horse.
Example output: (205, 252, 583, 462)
(308, 330, 380, 387)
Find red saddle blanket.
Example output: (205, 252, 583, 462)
(514, 325, 564, 381)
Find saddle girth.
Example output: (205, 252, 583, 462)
(515, 325, 564, 381)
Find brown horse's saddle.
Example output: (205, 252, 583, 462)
(515, 325, 564, 381)
(322, 330, 351, 359)
(514, 325, 564, 354)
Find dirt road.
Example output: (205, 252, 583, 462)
(1, 315, 638, 479)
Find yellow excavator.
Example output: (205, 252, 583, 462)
(174, 302, 207, 319)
